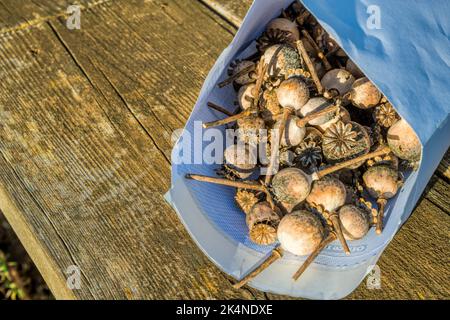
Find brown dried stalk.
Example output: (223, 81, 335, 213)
(313, 146, 391, 181)
(203, 60, 267, 129)
(296, 39, 324, 94)
(292, 232, 336, 281)
(264, 107, 293, 185)
(202, 108, 256, 129)
(218, 64, 256, 88)
(185, 174, 276, 210)
(233, 248, 282, 289)
(301, 30, 332, 71)
(264, 103, 339, 185)
(307, 203, 350, 255)
(296, 103, 340, 128)
(376, 198, 387, 234)
(327, 212, 350, 255)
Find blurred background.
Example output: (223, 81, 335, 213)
(0, 212, 51, 299)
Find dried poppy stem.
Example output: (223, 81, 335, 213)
(376, 198, 387, 234)
(202, 108, 256, 129)
(264, 107, 292, 186)
(251, 59, 268, 109)
(218, 64, 256, 88)
(308, 203, 350, 255)
(296, 39, 324, 94)
(296, 103, 340, 128)
(233, 248, 282, 289)
(264, 104, 340, 186)
(204, 60, 267, 129)
(328, 213, 351, 255)
(207, 102, 234, 117)
(301, 30, 332, 71)
(261, 182, 277, 211)
(313, 146, 391, 180)
(186, 174, 276, 211)
(186, 174, 264, 192)
(292, 232, 336, 281)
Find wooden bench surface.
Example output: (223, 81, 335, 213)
(0, 0, 448, 299)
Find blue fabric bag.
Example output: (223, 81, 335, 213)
(166, 0, 450, 299)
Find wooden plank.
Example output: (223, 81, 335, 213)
(0, 0, 264, 300)
(200, 0, 253, 27)
(46, 0, 235, 151)
(0, 0, 106, 33)
(437, 150, 450, 180)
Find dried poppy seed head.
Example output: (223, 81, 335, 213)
(345, 59, 364, 78)
(276, 77, 310, 111)
(295, 140, 323, 169)
(348, 77, 382, 109)
(250, 224, 278, 246)
(321, 69, 355, 96)
(238, 84, 255, 110)
(272, 167, 311, 212)
(322, 121, 371, 168)
(266, 18, 300, 43)
(339, 205, 370, 240)
(257, 29, 292, 53)
(366, 145, 400, 170)
(363, 165, 399, 199)
(306, 176, 346, 213)
(277, 210, 324, 256)
(374, 102, 400, 128)
(274, 115, 306, 147)
(228, 60, 256, 86)
(247, 202, 281, 245)
(237, 116, 265, 144)
(387, 119, 421, 161)
(235, 189, 259, 215)
(263, 45, 302, 78)
(299, 97, 334, 126)
(224, 144, 257, 179)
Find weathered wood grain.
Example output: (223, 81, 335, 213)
(423, 176, 450, 214)
(200, 0, 253, 27)
(0, 0, 108, 34)
(0, 0, 263, 300)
